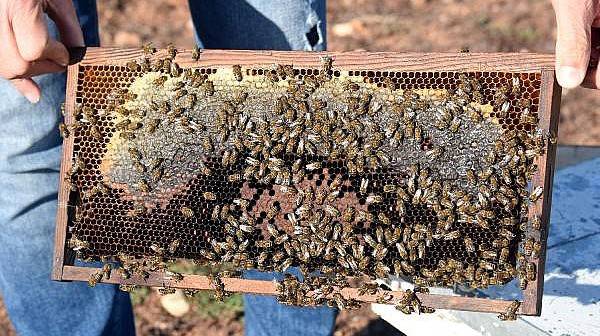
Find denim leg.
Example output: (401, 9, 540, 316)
(0, 2, 134, 336)
(244, 269, 337, 336)
(188, 0, 327, 51)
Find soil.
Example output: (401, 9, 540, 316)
(1, 0, 599, 335)
(133, 293, 403, 336)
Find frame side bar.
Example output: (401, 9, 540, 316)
(51, 63, 79, 281)
(76, 48, 556, 72)
(521, 70, 561, 315)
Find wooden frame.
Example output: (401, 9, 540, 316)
(52, 48, 561, 316)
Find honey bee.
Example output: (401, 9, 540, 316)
(182, 93, 197, 109)
(324, 204, 340, 217)
(127, 121, 142, 131)
(68, 234, 90, 251)
(443, 230, 460, 240)
(394, 242, 408, 260)
(59, 123, 70, 138)
(464, 237, 475, 253)
(232, 65, 243, 81)
(339, 207, 355, 223)
(381, 184, 397, 193)
(521, 114, 538, 125)
(85, 182, 109, 199)
(202, 137, 213, 151)
(151, 166, 163, 183)
(82, 106, 98, 122)
(101, 263, 112, 279)
(138, 179, 151, 192)
(158, 287, 176, 296)
(526, 262, 536, 281)
(142, 42, 156, 55)
(90, 125, 102, 140)
(511, 76, 521, 94)
(465, 168, 477, 184)
(166, 43, 177, 59)
(498, 300, 520, 321)
(181, 206, 194, 218)
(366, 194, 383, 204)
(481, 250, 497, 259)
(378, 212, 391, 225)
(68, 156, 85, 176)
(500, 217, 517, 227)
(305, 162, 322, 171)
(379, 76, 395, 90)
(87, 270, 103, 287)
(266, 70, 279, 83)
(345, 80, 360, 92)
(359, 178, 369, 194)
(119, 131, 135, 140)
(531, 215, 542, 231)
(118, 284, 136, 292)
(266, 203, 279, 220)
(115, 119, 131, 131)
(165, 270, 184, 283)
(531, 241, 542, 258)
(414, 126, 423, 142)
(203, 80, 215, 96)
(498, 228, 516, 240)
(168, 239, 180, 254)
(203, 191, 216, 201)
(529, 186, 543, 202)
(449, 117, 461, 133)
(498, 247, 510, 263)
(132, 160, 145, 174)
(191, 45, 201, 61)
(320, 55, 333, 78)
(425, 147, 444, 160)
(494, 84, 509, 106)
(400, 260, 415, 275)
(174, 88, 187, 100)
(126, 60, 139, 72)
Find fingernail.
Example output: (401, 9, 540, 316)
(25, 92, 40, 104)
(558, 66, 585, 88)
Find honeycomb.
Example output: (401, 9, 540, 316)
(61, 48, 550, 311)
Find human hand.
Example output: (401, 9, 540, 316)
(552, 0, 600, 89)
(0, 0, 84, 103)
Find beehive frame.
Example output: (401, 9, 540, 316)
(52, 48, 560, 316)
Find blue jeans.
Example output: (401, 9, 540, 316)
(0, 1, 333, 336)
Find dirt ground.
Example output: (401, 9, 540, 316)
(1, 0, 599, 335)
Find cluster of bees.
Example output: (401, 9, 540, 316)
(61, 43, 554, 320)
(277, 273, 361, 309)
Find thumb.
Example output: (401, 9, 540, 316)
(552, 0, 595, 88)
(11, 78, 41, 104)
(45, 0, 85, 47)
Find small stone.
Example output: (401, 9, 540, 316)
(159, 289, 190, 317)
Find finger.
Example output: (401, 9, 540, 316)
(45, 0, 85, 47)
(10, 0, 49, 61)
(10, 78, 41, 104)
(11, 60, 66, 79)
(41, 38, 69, 67)
(552, 0, 595, 88)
